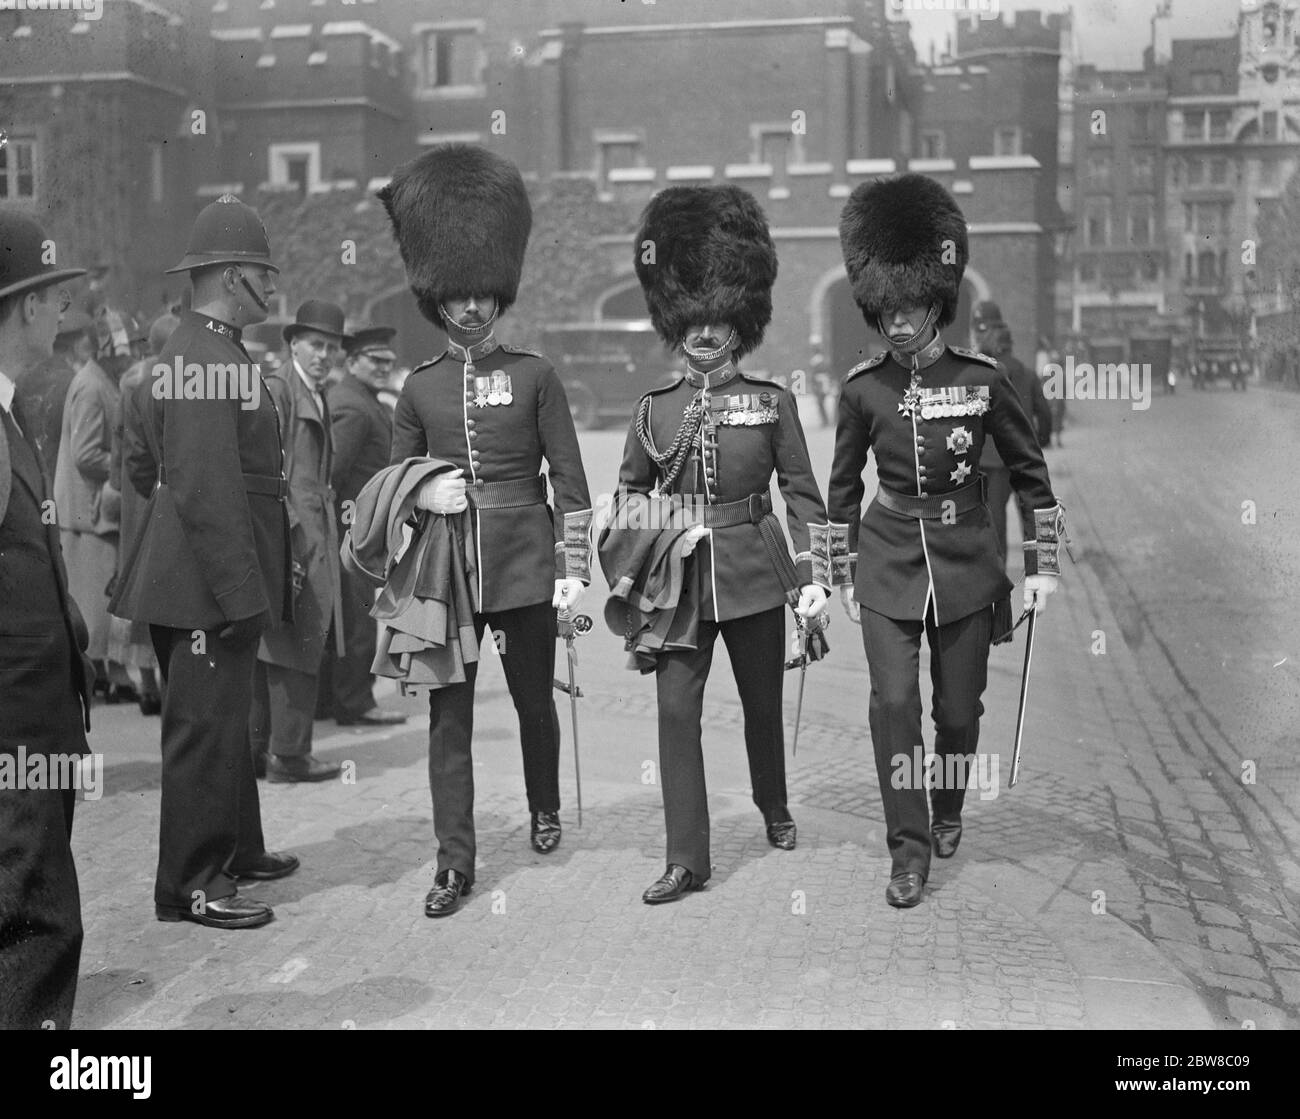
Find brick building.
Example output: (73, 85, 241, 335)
(2, 0, 1068, 384)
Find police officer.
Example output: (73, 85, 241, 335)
(971, 300, 1052, 566)
(826, 175, 1065, 908)
(378, 144, 593, 918)
(602, 185, 830, 905)
(111, 195, 299, 929)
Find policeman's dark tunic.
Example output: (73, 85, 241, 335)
(827, 339, 1058, 879)
(390, 339, 592, 884)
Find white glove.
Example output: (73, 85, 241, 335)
(1023, 574, 1058, 615)
(415, 468, 467, 514)
(840, 585, 860, 623)
(553, 578, 586, 613)
(795, 584, 829, 620)
(680, 523, 708, 557)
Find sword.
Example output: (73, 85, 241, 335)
(1009, 606, 1037, 788)
(554, 611, 592, 825)
(783, 608, 829, 757)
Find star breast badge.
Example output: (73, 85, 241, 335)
(950, 460, 973, 485)
(898, 376, 923, 418)
(945, 426, 973, 455)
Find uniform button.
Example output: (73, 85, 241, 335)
(468, 429, 478, 440)
(466, 418, 476, 429)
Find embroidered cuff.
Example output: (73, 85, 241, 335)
(562, 508, 594, 583)
(810, 522, 854, 587)
(1023, 503, 1066, 577)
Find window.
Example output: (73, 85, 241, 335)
(920, 131, 946, 159)
(1209, 158, 1229, 185)
(0, 134, 37, 201)
(1086, 154, 1111, 189)
(1196, 249, 1217, 283)
(1131, 105, 1152, 142)
(1208, 112, 1230, 140)
(1129, 197, 1154, 244)
(1196, 202, 1221, 236)
(268, 142, 321, 192)
(1187, 157, 1205, 185)
(1183, 110, 1205, 141)
(1078, 259, 1096, 283)
(422, 28, 482, 90)
(595, 132, 644, 184)
(1260, 158, 1280, 187)
(1190, 72, 1223, 94)
(1141, 255, 1160, 281)
(1131, 152, 1155, 190)
(1169, 157, 1182, 187)
(1085, 198, 1111, 246)
(994, 127, 1021, 157)
(1262, 111, 1279, 140)
(1184, 252, 1194, 280)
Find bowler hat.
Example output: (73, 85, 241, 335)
(343, 322, 397, 358)
(165, 194, 278, 275)
(0, 210, 87, 302)
(282, 299, 346, 344)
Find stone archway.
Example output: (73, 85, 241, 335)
(594, 273, 649, 321)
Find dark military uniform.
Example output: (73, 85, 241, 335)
(612, 363, 829, 883)
(827, 332, 1058, 880)
(390, 335, 592, 884)
(110, 310, 291, 911)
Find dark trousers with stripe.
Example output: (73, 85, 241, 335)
(0, 785, 81, 1029)
(861, 604, 991, 880)
(654, 606, 788, 882)
(319, 566, 378, 721)
(151, 625, 266, 910)
(427, 602, 560, 885)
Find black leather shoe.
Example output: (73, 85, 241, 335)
(530, 811, 561, 853)
(156, 894, 274, 929)
(268, 754, 341, 783)
(337, 707, 407, 726)
(138, 693, 162, 716)
(642, 864, 704, 905)
(230, 850, 300, 881)
(766, 820, 797, 850)
(885, 872, 925, 909)
(932, 822, 963, 859)
(424, 870, 471, 918)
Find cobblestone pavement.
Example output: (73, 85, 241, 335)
(65, 414, 1298, 1029)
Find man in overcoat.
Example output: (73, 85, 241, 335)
(0, 210, 94, 1027)
(250, 300, 346, 782)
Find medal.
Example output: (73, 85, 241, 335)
(487, 390, 502, 406)
(489, 370, 512, 406)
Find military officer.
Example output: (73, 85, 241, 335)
(378, 144, 593, 918)
(321, 323, 407, 728)
(826, 174, 1065, 908)
(250, 300, 347, 783)
(110, 195, 299, 929)
(600, 185, 830, 905)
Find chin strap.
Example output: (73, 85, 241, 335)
(879, 304, 940, 357)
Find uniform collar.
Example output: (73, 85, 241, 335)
(447, 334, 500, 365)
(0, 368, 15, 416)
(683, 360, 740, 391)
(889, 330, 946, 371)
(186, 309, 242, 346)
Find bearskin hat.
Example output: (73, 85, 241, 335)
(376, 144, 532, 324)
(838, 174, 968, 330)
(633, 185, 777, 359)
